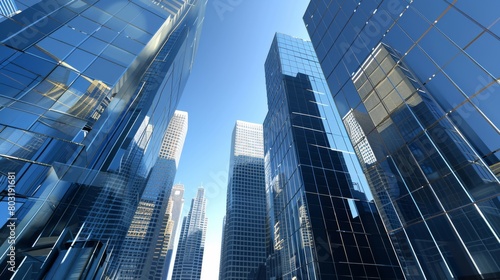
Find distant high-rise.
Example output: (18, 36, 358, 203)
(304, 1, 500, 279)
(218, 121, 266, 280)
(165, 184, 185, 280)
(116, 111, 188, 279)
(263, 33, 403, 279)
(172, 187, 208, 280)
(0, 0, 206, 278)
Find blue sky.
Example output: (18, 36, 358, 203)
(175, 0, 310, 278)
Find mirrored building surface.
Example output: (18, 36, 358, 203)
(305, 1, 500, 279)
(263, 33, 403, 280)
(218, 121, 267, 280)
(0, 0, 206, 278)
(115, 110, 187, 279)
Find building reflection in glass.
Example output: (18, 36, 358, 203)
(263, 33, 403, 280)
(0, 0, 206, 278)
(304, 1, 500, 278)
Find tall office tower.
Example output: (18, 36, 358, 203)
(263, 33, 403, 280)
(172, 187, 208, 280)
(304, 1, 500, 279)
(116, 110, 187, 279)
(218, 121, 267, 280)
(0, 0, 19, 17)
(0, 0, 206, 278)
(165, 184, 185, 280)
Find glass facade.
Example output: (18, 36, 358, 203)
(172, 187, 208, 280)
(115, 110, 188, 279)
(263, 33, 403, 280)
(304, 1, 500, 279)
(0, 0, 206, 278)
(0, 0, 19, 18)
(218, 121, 267, 280)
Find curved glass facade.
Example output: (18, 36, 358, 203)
(305, 1, 500, 279)
(0, 0, 206, 278)
(263, 33, 403, 280)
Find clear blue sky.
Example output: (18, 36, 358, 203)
(175, 0, 310, 278)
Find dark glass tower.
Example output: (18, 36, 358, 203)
(263, 33, 403, 280)
(304, 1, 500, 279)
(0, 0, 206, 278)
(218, 121, 267, 280)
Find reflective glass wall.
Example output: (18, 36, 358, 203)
(115, 110, 188, 279)
(0, 0, 206, 278)
(305, 1, 500, 279)
(263, 33, 403, 280)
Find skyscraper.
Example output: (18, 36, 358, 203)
(263, 33, 403, 280)
(116, 110, 188, 279)
(304, 1, 500, 279)
(218, 121, 267, 280)
(172, 187, 208, 280)
(0, 0, 206, 278)
(165, 184, 185, 280)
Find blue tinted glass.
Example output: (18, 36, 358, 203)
(0, 107, 39, 129)
(69, 15, 101, 34)
(111, 34, 143, 54)
(443, 53, 491, 97)
(35, 37, 75, 61)
(101, 45, 135, 67)
(418, 27, 459, 67)
(434, 6, 482, 48)
(466, 32, 500, 78)
(471, 83, 500, 130)
(80, 36, 109, 55)
(122, 24, 151, 44)
(93, 26, 119, 42)
(65, 49, 96, 71)
(84, 57, 125, 85)
(50, 25, 88, 47)
(81, 6, 112, 25)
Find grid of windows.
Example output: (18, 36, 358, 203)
(263, 33, 403, 280)
(0, 0, 206, 278)
(116, 111, 188, 279)
(305, 1, 500, 279)
(219, 121, 267, 280)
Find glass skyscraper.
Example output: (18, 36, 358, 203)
(172, 187, 208, 280)
(0, 0, 206, 278)
(263, 33, 403, 280)
(218, 121, 267, 280)
(115, 110, 188, 279)
(304, 1, 500, 279)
